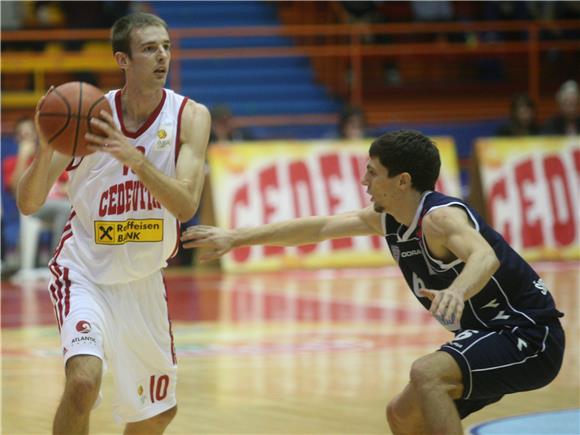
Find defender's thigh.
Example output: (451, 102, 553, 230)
(105, 272, 177, 424)
(440, 325, 564, 401)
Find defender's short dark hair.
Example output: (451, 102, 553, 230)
(111, 12, 168, 56)
(368, 130, 440, 192)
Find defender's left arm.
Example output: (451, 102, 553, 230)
(87, 101, 210, 222)
(419, 206, 500, 323)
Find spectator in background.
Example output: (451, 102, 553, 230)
(543, 80, 580, 136)
(496, 93, 540, 137)
(31, 1, 66, 28)
(3, 117, 70, 265)
(209, 105, 253, 144)
(412, 1, 454, 22)
(0, 1, 26, 30)
(61, 1, 132, 29)
(341, 1, 386, 29)
(173, 104, 251, 267)
(338, 105, 368, 140)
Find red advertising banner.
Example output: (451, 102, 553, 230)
(476, 136, 580, 260)
(208, 139, 461, 272)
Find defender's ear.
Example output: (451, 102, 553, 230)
(398, 172, 412, 190)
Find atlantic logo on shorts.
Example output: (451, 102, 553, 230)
(76, 320, 92, 334)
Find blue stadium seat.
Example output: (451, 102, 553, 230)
(182, 83, 330, 103)
(151, 1, 341, 129)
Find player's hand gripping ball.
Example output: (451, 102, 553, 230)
(36, 81, 112, 157)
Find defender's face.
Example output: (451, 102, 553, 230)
(127, 25, 171, 86)
(361, 157, 400, 213)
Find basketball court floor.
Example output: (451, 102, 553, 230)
(2, 261, 578, 434)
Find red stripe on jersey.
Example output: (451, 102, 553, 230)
(54, 265, 65, 327)
(63, 267, 71, 317)
(162, 275, 177, 365)
(49, 283, 62, 328)
(168, 221, 180, 260)
(174, 97, 189, 163)
(50, 232, 73, 270)
(50, 210, 75, 266)
(168, 98, 189, 258)
(116, 89, 167, 139)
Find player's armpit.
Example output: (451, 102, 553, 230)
(423, 207, 500, 301)
(422, 206, 479, 262)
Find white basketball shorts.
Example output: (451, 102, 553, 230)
(48, 266, 177, 423)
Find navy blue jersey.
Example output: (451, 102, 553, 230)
(383, 191, 563, 331)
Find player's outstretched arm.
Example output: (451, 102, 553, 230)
(419, 206, 500, 324)
(17, 90, 72, 215)
(181, 206, 384, 262)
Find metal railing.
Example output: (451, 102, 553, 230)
(2, 20, 580, 125)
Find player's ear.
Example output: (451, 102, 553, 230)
(399, 172, 412, 190)
(114, 51, 130, 70)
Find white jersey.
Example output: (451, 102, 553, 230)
(52, 88, 189, 284)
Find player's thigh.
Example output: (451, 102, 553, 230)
(106, 272, 177, 424)
(50, 268, 108, 364)
(440, 324, 564, 401)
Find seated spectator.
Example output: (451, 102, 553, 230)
(1, 149, 20, 276)
(412, 1, 454, 22)
(209, 105, 253, 144)
(337, 105, 368, 140)
(543, 80, 580, 136)
(3, 117, 70, 266)
(496, 93, 540, 136)
(172, 104, 251, 267)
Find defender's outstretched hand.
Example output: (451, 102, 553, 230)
(181, 225, 235, 262)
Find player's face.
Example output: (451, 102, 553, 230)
(127, 25, 171, 87)
(361, 157, 400, 213)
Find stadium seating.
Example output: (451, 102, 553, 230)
(150, 1, 341, 137)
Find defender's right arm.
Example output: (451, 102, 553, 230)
(181, 206, 384, 262)
(17, 110, 71, 215)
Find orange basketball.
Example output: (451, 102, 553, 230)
(37, 82, 112, 157)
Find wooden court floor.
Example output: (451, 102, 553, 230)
(2, 262, 578, 434)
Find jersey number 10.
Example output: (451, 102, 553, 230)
(150, 374, 169, 403)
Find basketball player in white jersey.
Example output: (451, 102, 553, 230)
(17, 12, 210, 434)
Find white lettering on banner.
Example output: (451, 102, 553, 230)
(228, 151, 389, 264)
(218, 144, 460, 266)
(487, 146, 580, 252)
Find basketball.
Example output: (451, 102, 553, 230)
(36, 82, 112, 157)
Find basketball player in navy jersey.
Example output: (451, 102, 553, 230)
(181, 130, 565, 434)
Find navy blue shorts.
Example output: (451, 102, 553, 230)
(439, 320, 565, 419)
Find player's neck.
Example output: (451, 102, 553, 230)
(390, 190, 423, 227)
(120, 85, 164, 125)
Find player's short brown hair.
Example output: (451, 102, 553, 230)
(111, 12, 168, 57)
